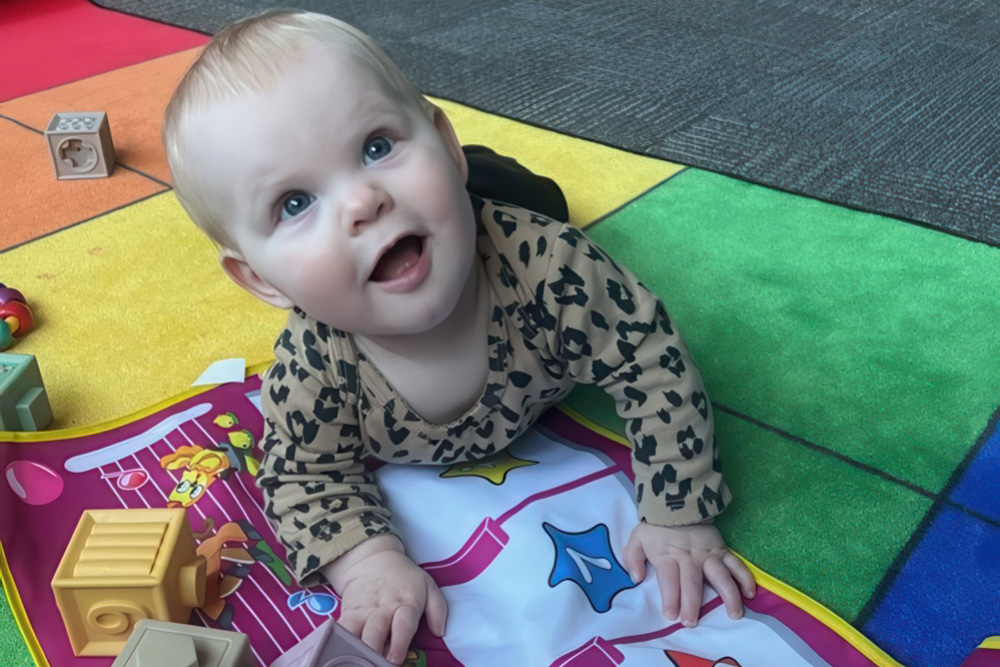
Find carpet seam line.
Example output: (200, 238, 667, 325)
(714, 402, 936, 498)
(0, 189, 169, 255)
(582, 169, 689, 231)
(852, 404, 1000, 628)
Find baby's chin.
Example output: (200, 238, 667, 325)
(368, 280, 475, 340)
(369, 295, 466, 338)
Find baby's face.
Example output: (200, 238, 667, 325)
(186, 43, 477, 337)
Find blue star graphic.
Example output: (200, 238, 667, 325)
(543, 522, 636, 613)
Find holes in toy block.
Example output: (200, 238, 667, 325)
(58, 138, 99, 173)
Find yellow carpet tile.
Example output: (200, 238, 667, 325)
(2, 191, 285, 430)
(434, 98, 683, 226)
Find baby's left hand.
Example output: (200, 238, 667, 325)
(623, 522, 756, 627)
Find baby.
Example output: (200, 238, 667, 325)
(163, 9, 754, 664)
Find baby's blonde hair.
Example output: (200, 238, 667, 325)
(163, 8, 433, 248)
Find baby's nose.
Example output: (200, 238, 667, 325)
(343, 180, 392, 233)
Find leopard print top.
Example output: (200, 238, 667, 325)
(258, 197, 730, 584)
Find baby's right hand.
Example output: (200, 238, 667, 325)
(322, 534, 447, 665)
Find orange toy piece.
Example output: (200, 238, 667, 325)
(51, 508, 207, 656)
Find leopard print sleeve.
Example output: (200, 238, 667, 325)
(257, 315, 396, 586)
(541, 223, 732, 527)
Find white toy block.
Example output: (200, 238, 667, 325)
(45, 112, 116, 180)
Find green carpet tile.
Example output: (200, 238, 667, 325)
(583, 169, 1000, 495)
(0, 586, 32, 667)
(716, 411, 929, 621)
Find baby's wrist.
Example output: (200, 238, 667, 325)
(322, 534, 405, 588)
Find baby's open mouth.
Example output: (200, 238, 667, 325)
(370, 235, 425, 283)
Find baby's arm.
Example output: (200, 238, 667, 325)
(606, 296, 755, 624)
(322, 535, 447, 665)
(540, 223, 755, 623)
(257, 325, 444, 661)
(257, 353, 393, 583)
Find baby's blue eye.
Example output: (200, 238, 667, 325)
(279, 191, 314, 221)
(363, 135, 394, 164)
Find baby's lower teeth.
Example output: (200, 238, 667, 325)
(391, 259, 414, 278)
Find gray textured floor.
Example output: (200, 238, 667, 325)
(97, 0, 1000, 245)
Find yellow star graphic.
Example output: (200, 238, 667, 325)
(440, 450, 537, 485)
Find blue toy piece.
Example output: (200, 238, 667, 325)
(0, 353, 52, 431)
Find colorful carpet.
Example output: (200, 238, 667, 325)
(1, 2, 997, 666)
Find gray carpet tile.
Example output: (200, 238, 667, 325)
(96, 0, 1000, 245)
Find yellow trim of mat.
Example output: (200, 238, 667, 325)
(0, 539, 50, 667)
(556, 403, 631, 447)
(0, 361, 273, 443)
(744, 561, 902, 666)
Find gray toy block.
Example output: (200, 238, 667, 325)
(0, 353, 52, 431)
(45, 112, 116, 180)
(270, 619, 393, 667)
(111, 619, 255, 667)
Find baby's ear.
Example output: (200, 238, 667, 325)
(219, 248, 294, 310)
(431, 105, 468, 182)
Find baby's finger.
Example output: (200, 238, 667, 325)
(678, 558, 703, 627)
(724, 551, 757, 598)
(337, 609, 366, 639)
(704, 555, 743, 620)
(652, 557, 680, 620)
(386, 605, 420, 665)
(360, 612, 391, 659)
(622, 532, 648, 584)
(425, 581, 449, 637)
